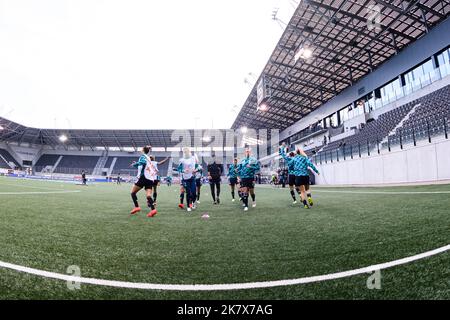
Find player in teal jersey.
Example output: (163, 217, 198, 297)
(237, 148, 261, 212)
(227, 158, 239, 202)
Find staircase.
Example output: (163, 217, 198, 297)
(93, 151, 108, 175)
(3, 144, 22, 168)
(50, 156, 64, 174)
(167, 157, 174, 177)
(0, 153, 14, 169)
(107, 157, 118, 176)
(381, 103, 421, 145)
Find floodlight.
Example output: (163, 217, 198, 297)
(294, 47, 313, 62)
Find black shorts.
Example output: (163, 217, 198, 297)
(295, 175, 310, 187)
(240, 178, 255, 189)
(288, 174, 296, 187)
(229, 177, 238, 186)
(135, 176, 157, 190)
(196, 178, 202, 187)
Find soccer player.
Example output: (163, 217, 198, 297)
(237, 148, 260, 212)
(129, 146, 158, 218)
(279, 148, 299, 204)
(227, 158, 239, 202)
(166, 176, 173, 187)
(279, 144, 319, 209)
(177, 147, 198, 212)
(207, 157, 223, 205)
(296, 148, 315, 206)
(178, 183, 186, 209)
(195, 160, 204, 204)
(152, 157, 170, 205)
(81, 171, 87, 185)
(117, 172, 121, 185)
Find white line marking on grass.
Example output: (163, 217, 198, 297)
(259, 185, 450, 195)
(0, 244, 448, 291)
(313, 190, 450, 195)
(0, 182, 68, 191)
(0, 191, 81, 195)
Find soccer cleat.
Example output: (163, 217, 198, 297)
(293, 201, 297, 205)
(130, 207, 141, 215)
(147, 210, 158, 218)
(187, 207, 192, 212)
(232, 199, 235, 202)
(252, 203, 256, 208)
(217, 198, 220, 204)
(308, 197, 314, 206)
(304, 204, 310, 209)
(196, 200, 201, 204)
(244, 207, 249, 212)
(178, 204, 185, 209)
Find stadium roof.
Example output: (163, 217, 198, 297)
(232, 0, 450, 130)
(0, 117, 232, 150)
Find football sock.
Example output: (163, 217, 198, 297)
(251, 193, 255, 202)
(290, 190, 296, 201)
(131, 192, 139, 208)
(147, 196, 155, 210)
(243, 194, 249, 207)
(180, 193, 185, 204)
(153, 191, 158, 202)
(231, 190, 235, 199)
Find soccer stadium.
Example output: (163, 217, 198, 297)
(0, 0, 450, 303)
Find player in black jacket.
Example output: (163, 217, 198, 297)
(207, 158, 223, 205)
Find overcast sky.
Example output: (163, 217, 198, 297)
(0, 0, 296, 130)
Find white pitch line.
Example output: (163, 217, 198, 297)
(313, 190, 450, 195)
(260, 186, 450, 195)
(0, 244, 448, 291)
(0, 182, 65, 191)
(0, 191, 81, 195)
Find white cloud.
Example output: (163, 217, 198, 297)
(0, 0, 296, 129)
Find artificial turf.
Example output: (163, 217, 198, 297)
(0, 176, 449, 299)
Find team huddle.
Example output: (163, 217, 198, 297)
(128, 144, 320, 217)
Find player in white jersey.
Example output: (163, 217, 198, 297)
(151, 156, 170, 205)
(177, 147, 199, 212)
(129, 146, 159, 218)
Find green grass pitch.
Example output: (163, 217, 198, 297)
(0, 176, 449, 300)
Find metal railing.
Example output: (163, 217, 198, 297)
(312, 117, 449, 165)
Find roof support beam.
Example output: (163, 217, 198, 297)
(306, 0, 416, 42)
(265, 73, 337, 95)
(371, 0, 429, 26)
(419, 6, 429, 33)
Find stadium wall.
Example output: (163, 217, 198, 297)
(315, 139, 450, 185)
(280, 17, 450, 141)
